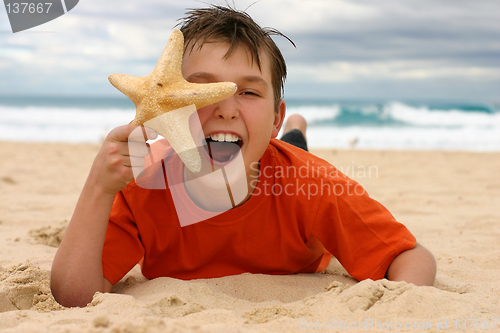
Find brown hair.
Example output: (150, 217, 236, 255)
(177, 5, 294, 113)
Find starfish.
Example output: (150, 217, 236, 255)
(108, 29, 237, 173)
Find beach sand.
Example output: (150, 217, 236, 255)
(0, 141, 499, 332)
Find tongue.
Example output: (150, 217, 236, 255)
(207, 141, 240, 162)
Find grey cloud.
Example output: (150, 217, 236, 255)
(0, 0, 499, 100)
(278, 0, 500, 68)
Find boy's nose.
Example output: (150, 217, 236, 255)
(213, 96, 239, 120)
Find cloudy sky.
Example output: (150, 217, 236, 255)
(1, 0, 499, 101)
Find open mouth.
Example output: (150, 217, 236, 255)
(204, 132, 243, 163)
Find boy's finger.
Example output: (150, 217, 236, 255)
(144, 126, 158, 140)
(129, 156, 145, 168)
(109, 124, 143, 143)
(128, 126, 158, 142)
(127, 125, 149, 143)
(128, 141, 150, 157)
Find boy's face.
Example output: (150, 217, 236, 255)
(182, 42, 285, 181)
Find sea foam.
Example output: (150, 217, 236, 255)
(1, 99, 499, 151)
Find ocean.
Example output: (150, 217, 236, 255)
(0, 95, 499, 151)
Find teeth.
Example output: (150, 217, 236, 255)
(205, 133, 241, 142)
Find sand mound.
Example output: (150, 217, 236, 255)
(29, 224, 67, 248)
(0, 262, 64, 313)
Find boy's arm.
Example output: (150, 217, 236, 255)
(51, 125, 155, 307)
(385, 242, 436, 286)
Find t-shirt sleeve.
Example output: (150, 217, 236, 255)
(102, 190, 145, 285)
(311, 177, 416, 281)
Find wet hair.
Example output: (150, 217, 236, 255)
(177, 5, 295, 113)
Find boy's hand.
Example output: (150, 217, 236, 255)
(89, 124, 158, 195)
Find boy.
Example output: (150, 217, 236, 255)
(51, 5, 436, 308)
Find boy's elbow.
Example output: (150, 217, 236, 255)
(50, 275, 112, 308)
(414, 244, 437, 286)
(50, 280, 92, 308)
(50, 284, 92, 308)
(386, 242, 436, 286)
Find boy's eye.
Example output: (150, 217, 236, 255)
(242, 91, 260, 97)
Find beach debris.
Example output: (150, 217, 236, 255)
(1, 176, 16, 184)
(349, 136, 359, 149)
(93, 315, 110, 328)
(109, 29, 237, 173)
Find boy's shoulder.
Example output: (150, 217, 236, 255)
(268, 138, 327, 164)
(266, 139, 346, 181)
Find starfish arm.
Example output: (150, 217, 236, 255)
(151, 29, 184, 83)
(108, 73, 144, 106)
(162, 81, 238, 111)
(143, 104, 201, 173)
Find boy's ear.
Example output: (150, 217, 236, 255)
(271, 100, 286, 138)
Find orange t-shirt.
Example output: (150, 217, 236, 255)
(102, 139, 416, 285)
